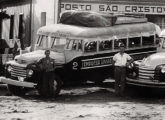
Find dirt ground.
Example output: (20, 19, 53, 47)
(1, 80, 165, 120)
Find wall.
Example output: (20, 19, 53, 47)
(1, 1, 31, 48)
(31, 0, 56, 46)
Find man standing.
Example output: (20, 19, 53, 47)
(37, 50, 56, 97)
(38, 50, 56, 80)
(112, 43, 133, 96)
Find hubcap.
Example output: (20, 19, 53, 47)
(53, 80, 57, 90)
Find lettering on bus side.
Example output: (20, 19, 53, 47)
(81, 57, 113, 69)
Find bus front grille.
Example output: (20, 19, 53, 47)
(11, 65, 27, 78)
(138, 66, 155, 80)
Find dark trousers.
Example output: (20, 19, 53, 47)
(43, 71, 55, 81)
(114, 66, 126, 96)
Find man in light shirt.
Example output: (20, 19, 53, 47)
(112, 43, 133, 96)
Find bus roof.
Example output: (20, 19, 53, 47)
(37, 22, 156, 39)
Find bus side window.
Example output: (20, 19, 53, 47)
(120, 38, 127, 47)
(66, 39, 82, 51)
(142, 35, 154, 46)
(66, 39, 70, 49)
(66, 40, 73, 50)
(39, 36, 49, 48)
(114, 39, 126, 49)
(78, 40, 82, 50)
(72, 40, 77, 50)
(114, 39, 120, 49)
(84, 41, 97, 52)
(99, 40, 112, 51)
(129, 37, 140, 48)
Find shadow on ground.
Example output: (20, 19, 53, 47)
(1, 82, 165, 105)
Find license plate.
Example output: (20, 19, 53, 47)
(18, 77, 24, 82)
(152, 80, 159, 82)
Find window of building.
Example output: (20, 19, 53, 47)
(9, 15, 14, 39)
(18, 14, 24, 39)
(18, 14, 24, 49)
(41, 12, 46, 27)
(147, 15, 165, 29)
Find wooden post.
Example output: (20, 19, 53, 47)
(0, 19, 2, 39)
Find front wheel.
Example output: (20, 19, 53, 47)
(38, 73, 62, 98)
(7, 85, 27, 96)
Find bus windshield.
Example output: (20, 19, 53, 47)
(36, 35, 66, 52)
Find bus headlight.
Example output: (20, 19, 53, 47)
(161, 67, 165, 73)
(27, 69, 34, 76)
(127, 63, 134, 69)
(7, 65, 12, 73)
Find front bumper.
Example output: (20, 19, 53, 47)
(126, 77, 165, 88)
(0, 77, 37, 88)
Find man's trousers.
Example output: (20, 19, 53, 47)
(114, 66, 126, 96)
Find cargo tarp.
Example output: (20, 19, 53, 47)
(59, 10, 117, 27)
(59, 10, 148, 27)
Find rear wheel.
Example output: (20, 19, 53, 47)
(38, 73, 62, 98)
(7, 85, 27, 96)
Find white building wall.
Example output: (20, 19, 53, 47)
(2, 4, 31, 48)
(31, 0, 56, 46)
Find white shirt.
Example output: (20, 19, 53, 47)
(113, 53, 132, 66)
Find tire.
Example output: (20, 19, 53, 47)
(94, 77, 105, 85)
(95, 79, 104, 85)
(38, 73, 62, 98)
(7, 85, 27, 96)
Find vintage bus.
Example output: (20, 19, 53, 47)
(0, 14, 159, 97)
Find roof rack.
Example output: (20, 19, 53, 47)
(114, 12, 146, 18)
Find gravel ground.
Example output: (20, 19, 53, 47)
(0, 80, 165, 120)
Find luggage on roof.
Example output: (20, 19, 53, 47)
(59, 10, 148, 27)
(59, 10, 117, 27)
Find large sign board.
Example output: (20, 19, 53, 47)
(61, 2, 165, 15)
(81, 56, 113, 69)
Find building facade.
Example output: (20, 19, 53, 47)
(0, 0, 164, 73)
(0, 0, 165, 50)
(60, 0, 165, 29)
(0, 0, 59, 49)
